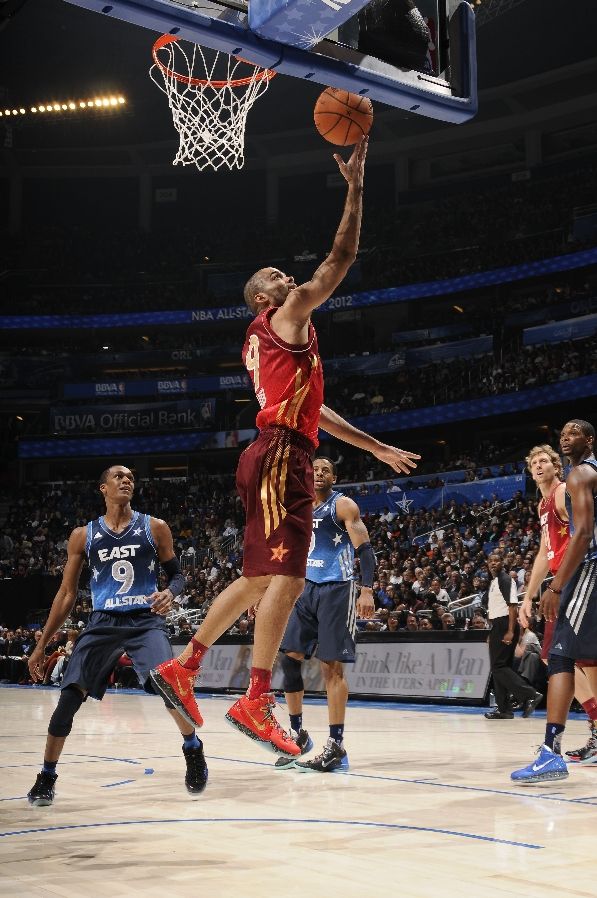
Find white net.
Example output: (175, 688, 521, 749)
(150, 36, 275, 172)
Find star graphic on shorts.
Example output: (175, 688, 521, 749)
(148, 559, 155, 572)
(332, 533, 343, 546)
(133, 527, 143, 536)
(558, 526, 568, 537)
(270, 542, 290, 562)
(92, 567, 99, 580)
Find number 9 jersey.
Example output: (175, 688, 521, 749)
(85, 511, 159, 613)
(243, 307, 324, 448)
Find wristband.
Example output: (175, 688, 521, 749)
(355, 541, 376, 588)
(546, 585, 562, 595)
(161, 556, 185, 598)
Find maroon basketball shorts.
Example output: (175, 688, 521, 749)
(236, 425, 315, 578)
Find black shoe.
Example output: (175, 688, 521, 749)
(27, 771, 57, 806)
(522, 692, 543, 718)
(275, 728, 314, 770)
(295, 738, 349, 773)
(484, 710, 514, 720)
(183, 743, 208, 794)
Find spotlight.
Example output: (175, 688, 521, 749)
(79, 101, 86, 108)
(31, 106, 38, 113)
(39, 105, 45, 112)
(118, 97, 125, 104)
(94, 99, 102, 107)
(11, 108, 17, 115)
(68, 102, 76, 110)
(19, 108, 26, 114)
(53, 103, 60, 111)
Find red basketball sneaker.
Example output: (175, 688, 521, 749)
(225, 693, 301, 757)
(150, 659, 203, 729)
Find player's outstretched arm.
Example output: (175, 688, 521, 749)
(28, 527, 86, 681)
(277, 137, 368, 328)
(319, 403, 420, 475)
(336, 496, 375, 619)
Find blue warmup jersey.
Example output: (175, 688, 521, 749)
(306, 491, 354, 584)
(565, 456, 597, 562)
(86, 511, 159, 612)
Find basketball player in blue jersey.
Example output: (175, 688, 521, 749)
(511, 420, 597, 785)
(275, 456, 376, 772)
(26, 465, 208, 806)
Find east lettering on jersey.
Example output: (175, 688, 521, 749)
(85, 511, 158, 612)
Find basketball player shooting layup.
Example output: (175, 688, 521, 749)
(151, 136, 421, 760)
(26, 465, 208, 807)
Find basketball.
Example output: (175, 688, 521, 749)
(314, 88, 373, 146)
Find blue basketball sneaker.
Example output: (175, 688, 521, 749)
(510, 745, 569, 785)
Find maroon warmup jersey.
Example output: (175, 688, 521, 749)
(539, 483, 570, 661)
(539, 484, 570, 575)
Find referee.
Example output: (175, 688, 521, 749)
(485, 553, 542, 720)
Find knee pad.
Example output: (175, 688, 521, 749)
(548, 655, 575, 677)
(48, 685, 85, 738)
(280, 654, 304, 693)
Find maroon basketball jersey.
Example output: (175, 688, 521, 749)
(539, 484, 569, 574)
(242, 307, 324, 447)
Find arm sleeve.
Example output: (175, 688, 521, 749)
(161, 556, 185, 598)
(355, 542, 376, 588)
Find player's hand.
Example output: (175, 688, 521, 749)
(148, 588, 174, 616)
(519, 597, 533, 628)
(502, 630, 514, 645)
(357, 586, 375, 619)
(333, 135, 368, 191)
(371, 442, 421, 475)
(28, 644, 46, 682)
(539, 588, 560, 623)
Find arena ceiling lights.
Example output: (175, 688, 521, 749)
(0, 96, 126, 117)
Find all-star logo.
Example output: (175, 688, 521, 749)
(394, 492, 413, 514)
(270, 542, 290, 562)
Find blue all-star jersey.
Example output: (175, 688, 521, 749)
(306, 491, 354, 584)
(85, 511, 158, 612)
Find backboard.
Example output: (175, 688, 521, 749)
(63, 0, 477, 122)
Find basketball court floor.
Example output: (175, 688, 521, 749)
(2, 685, 596, 898)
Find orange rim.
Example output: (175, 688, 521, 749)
(152, 34, 276, 89)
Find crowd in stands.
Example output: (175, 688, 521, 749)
(324, 334, 597, 417)
(3, 158, 596, 316)
(0, 468, 550, 690)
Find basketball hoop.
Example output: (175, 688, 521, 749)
(150, 34, 276, 171)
